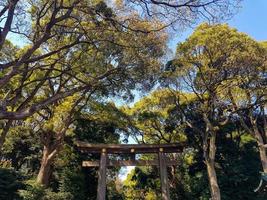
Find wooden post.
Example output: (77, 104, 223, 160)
(97, 149, 107, 200)
(159, 148, 170, 200)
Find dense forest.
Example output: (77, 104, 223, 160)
(0, 0, 266, 200)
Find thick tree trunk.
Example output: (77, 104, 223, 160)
(36, 117, 71, 187)
(36, 146, 53, 186)
(206, 133, 221, 200)
(207, 160, 221, 200)
(36, 131, 61, 187)
(202, 113, 221, 200)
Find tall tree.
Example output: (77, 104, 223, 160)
(0, 0, 168, 151)
(161, 23, 266, 199)
(225, 41, 267, 173)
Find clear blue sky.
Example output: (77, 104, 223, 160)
(169, 0, 267, 51)
(229, 0, 267, 41)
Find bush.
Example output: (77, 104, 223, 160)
(0, 167, 24, 200)
(18, 180, 72, 200)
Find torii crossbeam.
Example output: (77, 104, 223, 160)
(76, 141, 185, 200)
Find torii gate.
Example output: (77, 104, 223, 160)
(76, 141, 184, 200)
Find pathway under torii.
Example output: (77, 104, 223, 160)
(76, 141, 185, 200)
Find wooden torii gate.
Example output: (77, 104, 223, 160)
(76, 141, 184, 200)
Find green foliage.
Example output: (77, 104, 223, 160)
(0, 168, 24, 200)
(216, 132, 267, 200)
(0, 1, 259, 199)
(122, 167, 161, 199)
(123, 87, 267, 199)
(1, 13, 266, 199)
(165, 23, 266, 102)
(1, 115, 123, 200)
(123, 89, 190, 144)
(2, 124, 41, 175)
(19, 181, 45, 200)
(74, 118, 120, 144)
(106, 180, 124, 200)
(56, 168, 86, 200)
(18, 180, 72, 200)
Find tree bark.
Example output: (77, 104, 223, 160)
(36, 101, 77, 186)
(254, 130, 267, 173)
(202, 113, 221, 200)
(206, 133, 221, 200)
(0, 0, 19, 50)
(248, 113, 267, 173)
(36, 131, 60, 187)
(207, 161, 221, 200)
(36, 145, 53, 186)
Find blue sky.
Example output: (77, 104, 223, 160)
(169, 0, 267, 51)
(229, 0, 267, 41)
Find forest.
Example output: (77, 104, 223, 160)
(0, 0, 266, 200)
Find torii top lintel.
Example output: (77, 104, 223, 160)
(75, 141, 185, 154)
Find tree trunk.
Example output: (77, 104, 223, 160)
(36, 146, 53, 186)
(206, 133, 221, 200)
(207, 160, 221, 200)
(254, 130, 267, 173)
(36, 131, 61, 187)
(258, 145, 267, 173)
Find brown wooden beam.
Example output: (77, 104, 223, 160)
(82, 159, 179, 167)
(76, 141, 184, 154)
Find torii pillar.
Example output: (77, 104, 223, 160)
(97, 148, 107, 200)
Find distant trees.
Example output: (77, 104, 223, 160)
(122, 89, 265, 199)
(122, 89, 187, 144)
(123, 167, 161, 199)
